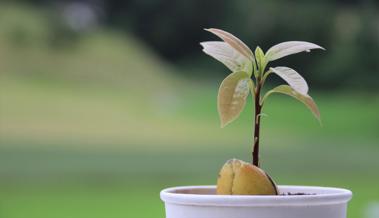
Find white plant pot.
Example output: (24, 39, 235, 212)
(161, 185, 352, 218)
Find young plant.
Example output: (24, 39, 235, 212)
(201, 28, 324, 195)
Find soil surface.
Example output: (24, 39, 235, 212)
(280, 192, 316, 196)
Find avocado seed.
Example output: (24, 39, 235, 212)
(217, 159, 278, 195)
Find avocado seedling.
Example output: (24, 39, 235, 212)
(201, 28, 324, 195)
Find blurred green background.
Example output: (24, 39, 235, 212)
(0, 1, 378, 218)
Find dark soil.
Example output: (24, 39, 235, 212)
(280, 192, 316, 196)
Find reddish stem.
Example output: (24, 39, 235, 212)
(252, 81, 262, 167)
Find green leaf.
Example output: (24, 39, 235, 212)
(270, 67, 308, 95)
(255, 46, 267, 76)
(265, 41, 325, 62)
(205, 28, 255, 61)
(262, 85, 320, 122)
(218, 71, 251, 127)
(200, 41, 252, 75)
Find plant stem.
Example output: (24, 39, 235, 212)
(252, 80, 262, 167)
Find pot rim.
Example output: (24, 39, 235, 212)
(160, 185, 352, 207)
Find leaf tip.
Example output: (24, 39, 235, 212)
(312, 43, 326, 51)
(318, 119, 323, 127)
(204, 28, 215, 33)
(219, 117, 229, 128)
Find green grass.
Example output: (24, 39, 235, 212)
(0, 183, 161, 218)
(1, 76, 378, 150)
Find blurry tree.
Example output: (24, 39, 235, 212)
(3, 0, 379, 90)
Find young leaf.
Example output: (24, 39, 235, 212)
(218, 71, 251, 127)
(265, 41, 325, 62)
(205, 28, 254, 61)
(255, 46, 267, 76)
(270, 67, 309, 95)
(200, 41, 252, 75)
(262, 85, 320, 122)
